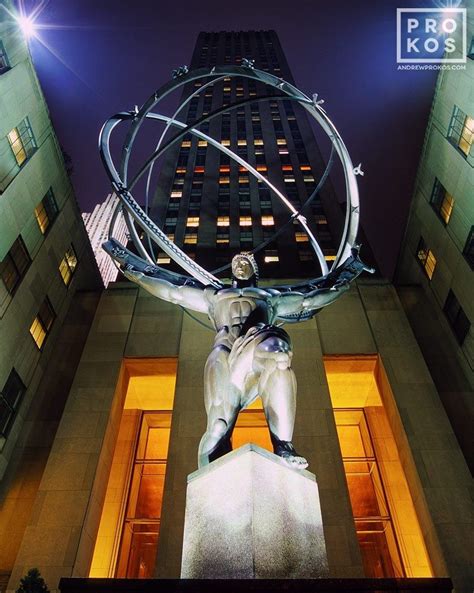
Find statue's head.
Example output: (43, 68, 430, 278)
(231, 252, 259, 287)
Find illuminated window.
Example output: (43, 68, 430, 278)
(217, 216, 230, 227)
(239, 216, 252, 227)
(186, 217, 199, 228)
(219, 165, 230, 173)
(279, 148, 289, 155)
(264, 250, 279, 263)
(256, 165, 267, 172)
(0, 236, 31, 295)
(276, 139, 287, 146)
(447, 106, 474, 157)
(281, 165, 292, 171)
(216, 235, 229, 245)
(254, 139, 264, 146)
(175, 167, 186, 174)
(284, 176, 296, 183)
(219, 176, 230, 185)
(7, 118, 36, 166)
(416, 237, 436, 280)
(237, 139, 247, 147)
(324, 356, 433, 578)
(59, 245, 78, 287)
(34, 189, 58, 235)
(0, 40, 10, 74)
(30, 297, 55, 350)
(221, 139, 230, 146)
(261, 215, 274, 226)
(184, 233, 198, 244)
(181, 140, 191, 148)
(300, 165, 311, 171)
(430, 179, 454, 225)
(157, 253, 171, 265)
(0, 369, 26, 439)
(444, 289, 471, 345)
(194, 166, 205, 174)
(239, 176, 249, 185)
(198, 140, 207, 147)
(166, 234, 175, 242)
(170, 191, 182, 199)
(304, 175, 316, 183)
(295, 232, 309, 243)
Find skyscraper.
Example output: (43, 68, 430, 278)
(152, 30, 346, 278)
(83, 194, 128, 287)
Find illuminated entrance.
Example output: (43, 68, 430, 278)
(89, 359, 177, 578)
(324, 356, 432, 578)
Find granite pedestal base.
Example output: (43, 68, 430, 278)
(181, 444, 328, 578)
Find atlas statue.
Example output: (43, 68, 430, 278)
(99, 64, 373, 470)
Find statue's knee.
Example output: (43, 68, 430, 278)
(209, 418, 228, 438)
(255, 336, 292, 370)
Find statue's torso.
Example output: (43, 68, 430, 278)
(206, 287, 277, 344)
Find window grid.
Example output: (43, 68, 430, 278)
(0, 236, 31, 295)
(416, 237, 436, 280)
(59, 245, 78, 287)
(443, 290, 471, 345)
(7, 117, 36, 166)
(463, 226, 474, 270)
(0, 40, 10, 74)
(0, 369, 26, 439)
(35, 189, 59, 235)
(447, 106, 474, 157)
(30, 297, 55, 350)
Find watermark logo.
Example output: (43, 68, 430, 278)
(397, 8, 466, 64)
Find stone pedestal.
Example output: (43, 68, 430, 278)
(180, 444, 328, 578)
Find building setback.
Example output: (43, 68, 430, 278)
(82, 194, 128, 287)
(0, 25, 472, 593)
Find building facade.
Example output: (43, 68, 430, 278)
(82, 194, 128, 287)
(0, 2, 102, 589)
(0, 26, 472, 593)
(396, 13, 474, 473)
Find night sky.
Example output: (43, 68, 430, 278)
(22, 0, 441, 278)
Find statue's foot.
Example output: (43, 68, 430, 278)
(273, 440, 308, 470)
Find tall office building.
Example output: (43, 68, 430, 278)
(0, 2, 101, 589)
(396, 18, 474, 472)
(152, 30, 346, 278)
(82, 194, 128, 287)
(1, 28, 472, 593)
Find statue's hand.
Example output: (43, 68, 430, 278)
(123, 266, 144, 284)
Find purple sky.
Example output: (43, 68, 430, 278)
(23, 0, 440, 278)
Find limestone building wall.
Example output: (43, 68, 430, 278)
(3, 280, 472, 592)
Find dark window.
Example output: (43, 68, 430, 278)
(0, 369, 26, 438)
(463, 226, 474, 270)
(35, 188, 59, 235)
(447, 106, 473, 158)
(0, 40, 10, 74)
(0, 236, 31, 295)
(444, 290, 470, 345)
(30, 297, 55, 350)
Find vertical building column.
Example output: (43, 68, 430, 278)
(288, 317, 365, 577)
(155, 312, 214, 578)
(357, 282, 473, 593)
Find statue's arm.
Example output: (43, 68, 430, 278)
(273, 247, 374, 318)
(123, 268, 209, 313)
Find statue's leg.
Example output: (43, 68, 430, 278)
(198, 344, 241, 468)
(254, 333, 308, 470)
